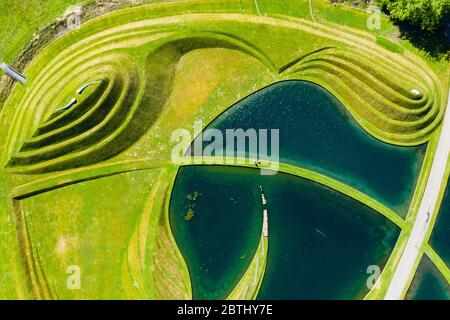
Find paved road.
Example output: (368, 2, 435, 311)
(385, 90, 450, 299)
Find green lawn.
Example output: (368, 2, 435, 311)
(0, 0, 448, 300)
(0, 0, 92, 63)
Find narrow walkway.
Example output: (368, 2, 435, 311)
(254, 0, 262, 16)
(385, 90, 450, 299)
(309, 0, 316, 22)
(240, 187, 269, 298)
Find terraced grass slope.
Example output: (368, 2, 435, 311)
(285, 46, 442, 144)
(0, 0, 448, 299)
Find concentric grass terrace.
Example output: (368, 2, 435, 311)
(0, 0, 448, 300)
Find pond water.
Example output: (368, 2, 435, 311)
(430, 178, 450, 267)
(169, 166, 400, 299)
(189, 81, 425, 216)
(170, 81, 425, 299)
(406, 255, 450, 300)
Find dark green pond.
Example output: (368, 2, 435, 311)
(189, 81, 425, 216)
(169, 166, 399, 299)
(170, 81, 424, 299)
(430, 178, 450, 267)
(406, 255, 450, 300)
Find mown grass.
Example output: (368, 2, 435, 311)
(376, 36, 405, 54)
(0, 0, 92, 63)
(16, 169, 163, 299)
(0, 0, 448, 300)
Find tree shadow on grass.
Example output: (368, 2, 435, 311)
(394, 20, 450, 61)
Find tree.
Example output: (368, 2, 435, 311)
(378, 0, 450, 31)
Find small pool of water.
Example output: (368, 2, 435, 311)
(406, 255, 450, 300)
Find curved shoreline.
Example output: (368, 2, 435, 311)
(181, 156, 405, 227)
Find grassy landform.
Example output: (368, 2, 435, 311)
(121, 168, 191, 299)
(375, 36, 404, 54)
(0, 0, 448, 299)
(0, 0, 90, 63)
(226, 237, 268, 300)
(0, 0, 191, 102)
(424, 245, 450, 284)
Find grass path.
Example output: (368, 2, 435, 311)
(227, 237, 268, 300)
(424, 244, 450, 284)
(184, 156, 405, 227)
